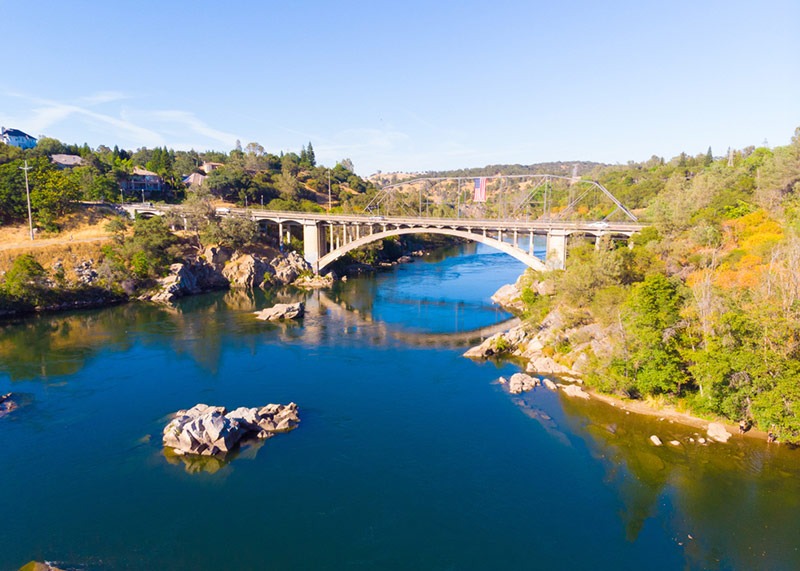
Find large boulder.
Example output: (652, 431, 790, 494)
(163, 402, 300, 457)
(507, 372, 541, 394)
(294, 273, 334, 289)
(254, 302, 305, 321)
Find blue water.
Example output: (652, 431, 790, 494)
(1, 244, 798, 570)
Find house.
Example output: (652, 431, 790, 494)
(51, 154, 85, 169)
(200, 161, 224, 174)
(121, 166, 165, 195)
(1, 127, 37, 149)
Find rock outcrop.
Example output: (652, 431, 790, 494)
(163, 402, 300, 457)
(149, 257, 229, 304)
(463, 326, 530, 359)
(466, 282, 616, 381)
(270, 251, 312, 284)
(254, 302, 305, 321)
(491, 283, 525, 314)
(223, 252, 273, 289)
(151, 263, 200, 303)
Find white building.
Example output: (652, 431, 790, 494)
(1, 127, 37, 149)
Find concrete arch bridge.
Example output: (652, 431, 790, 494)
(123, 204, 643, 274)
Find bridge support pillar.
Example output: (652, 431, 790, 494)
(546, 230, 568, 270)
(303, 221, 327, 273)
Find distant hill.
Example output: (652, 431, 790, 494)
(430, 161, 606, 178)
(369, 161, 606, 186)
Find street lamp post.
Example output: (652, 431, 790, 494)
(20, 160, 33, 240)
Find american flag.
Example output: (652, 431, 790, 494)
(473, 177, 487, 203)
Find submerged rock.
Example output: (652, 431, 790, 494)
(542, 379, 558, 391)
(254, 302, 305, 321)
(163, 402, 300, 457)
(560, 384, 590, 400)
(0, 392, 18, 418)
(707, 422, 732, 443)
(650, 435, 663, 446)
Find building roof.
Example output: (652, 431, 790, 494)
(51, 154, 84, 167)
(132, 166, 160, 177)
(1, 127, 36, 139)
(183, 172, 206, 186)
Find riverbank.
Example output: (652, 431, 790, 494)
(0, 215, 457, 319)
(474, 277, 779, 445)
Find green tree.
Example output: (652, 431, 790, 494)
(3, 254, 49, 302)
(615, 274, 688, 396)
(30, 167, 81, 230)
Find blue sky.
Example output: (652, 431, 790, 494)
(1, 0, 798, 175)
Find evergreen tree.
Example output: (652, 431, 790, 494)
(306, 142, 316, 167)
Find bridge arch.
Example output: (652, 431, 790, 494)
(315, 227, 548, 273)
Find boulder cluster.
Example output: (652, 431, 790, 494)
(148, 247, 325, 304)
(163, 402, 300, 457)
(500, 373, 541, 394)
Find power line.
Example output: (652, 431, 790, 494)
(19, 160, 34, 240)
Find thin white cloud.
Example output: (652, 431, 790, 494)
(1, 91, 245, 151)
(147, 110, 239, 148)
(79, 91, 132, 105)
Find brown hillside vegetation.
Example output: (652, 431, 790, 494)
(0, 207, 117, 279)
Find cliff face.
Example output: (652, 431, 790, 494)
(146, 246, 329, 304)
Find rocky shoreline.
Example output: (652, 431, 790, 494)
(467, 277, 771, 445)
(0, 234, 448, 320)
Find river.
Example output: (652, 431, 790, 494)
(1, 243, 798, 570)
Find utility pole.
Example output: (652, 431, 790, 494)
(327, 169, 332, 212)
(20, 160, 33, 240)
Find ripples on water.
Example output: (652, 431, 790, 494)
(0, 244, 798, 570)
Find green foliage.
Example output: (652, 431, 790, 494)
(620, 274, 688, 396)
(3, 254, 48, 301)
(97, 216, 180, 286)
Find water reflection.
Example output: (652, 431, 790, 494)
(552, 391, 800, 570)
(0, 284, 515, 382)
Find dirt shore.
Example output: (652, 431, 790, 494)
(585, 387, 771, 443)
